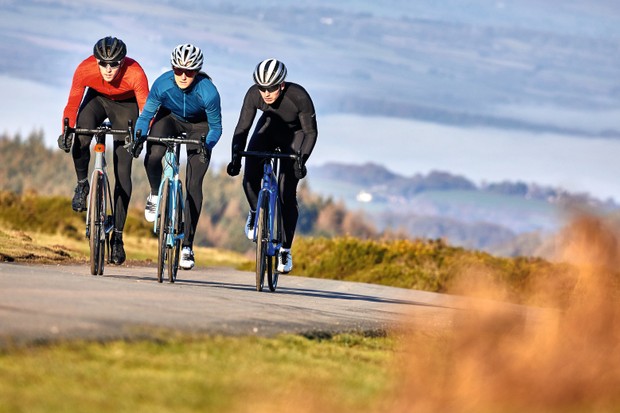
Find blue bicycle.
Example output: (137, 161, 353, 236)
(132, 131, 206, 283)
(235, 148, 300, 292)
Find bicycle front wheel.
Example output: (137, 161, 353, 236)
(157, 179, 170, 283)
(89, 172, 105, 276)
(255, 196, 270, 291)
(267, 200, 282, 292)
(167, 186, 182, 283)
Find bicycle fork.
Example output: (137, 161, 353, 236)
(256, 185, 280, 256)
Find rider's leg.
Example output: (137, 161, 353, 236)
(183, 146, 210, 249)
(106, 98, 139, 233)
(71, 93, 107, 212)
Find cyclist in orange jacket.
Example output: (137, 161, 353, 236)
(59, 36, 149, 265)
(227, 58, 318, 273)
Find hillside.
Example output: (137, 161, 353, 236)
(308, 162, 619, 255)
(0, 132, 377, 253)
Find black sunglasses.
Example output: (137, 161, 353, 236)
(258, 84, 281, 93)
(98, 60, 122, 68)
(173, 67, 198, 77)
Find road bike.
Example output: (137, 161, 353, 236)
(62, 118, 133, 276)
(234, 147, 300, 292)
(132, 132, 206, 283)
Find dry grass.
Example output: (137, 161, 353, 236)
(0, 227, 250, 268)
(386, 213, 620, 413)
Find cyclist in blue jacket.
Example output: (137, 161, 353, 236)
(133, 44, 222, 270)
(227, 58, 318, 274)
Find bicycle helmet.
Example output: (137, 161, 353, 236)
(170, 44, 204, 71)
(93, 36, 127, 62)
(253, 58, 287, 87)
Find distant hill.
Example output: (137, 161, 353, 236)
(308, 162, 619, 256)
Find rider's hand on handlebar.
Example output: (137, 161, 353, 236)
(294, 158, 307, 179)
(130, 140, 143, 158)
(128, 130, 145, 158)
(57, 133, 73, 153)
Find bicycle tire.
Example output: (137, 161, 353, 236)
(267, 199, 282, 292)
(256, 196, 270, 291)
(168, 186, 182, 283)
(89, 172, 105, 276)
(157, 179, 170, 283)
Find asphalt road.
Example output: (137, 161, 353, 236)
(0, 262, 533, 345)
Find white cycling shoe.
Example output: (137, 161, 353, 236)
(277, 248, 293, 273)
(244, 210, 256, 240)
(179, 247, 195, 270)
(145, 194, 158, 223)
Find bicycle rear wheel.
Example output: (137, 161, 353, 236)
(157, 180, 170, 283)
(167, 186, 182, 283)
(89, 172, 105, 276)
(255, 196, 270, 291)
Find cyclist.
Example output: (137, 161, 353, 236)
(58, 36, 149, 265)
(226, 58, 318, 273)
(132, 44, 222, 271)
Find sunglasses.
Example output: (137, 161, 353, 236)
(258, 84, 281, 93)
(173, 67, 198, 77)
(98, 60, 122, 68)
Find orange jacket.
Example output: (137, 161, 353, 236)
(62, 56, 149, 131)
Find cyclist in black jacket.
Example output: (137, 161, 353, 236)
(227, 58, 318, 273)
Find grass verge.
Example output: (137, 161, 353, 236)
(0, 332, 395, 413)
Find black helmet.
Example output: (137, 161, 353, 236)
(93, 36, 127, 62)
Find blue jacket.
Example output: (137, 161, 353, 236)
(135, 71, 222, 149)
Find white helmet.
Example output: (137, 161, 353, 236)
(170, 44, 203, 71)
(253, 58, 287, 87)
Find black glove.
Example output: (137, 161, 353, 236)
(57, 133, 72, 153)
(130, 140, 143, 158)
(129, 130, 145, 158)
(226, 160, 241, 176)
(294, 158, 307, 179)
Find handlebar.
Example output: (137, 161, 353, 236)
(144, 136, 205, 146)
(128, 129, 208, 162)
(63, 117, 132, 138)
(238, 150, 299, 160)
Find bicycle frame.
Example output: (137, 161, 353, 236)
(86, 133, 114, 244)
(254, 158, 281, 256)
(154, 140, 184, 248)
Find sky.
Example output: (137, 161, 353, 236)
(1, 0, 619, 203)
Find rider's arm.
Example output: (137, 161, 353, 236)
(296, 89, 318, 163)
(201, 81, 223, 150)
(61, 58, 91, 132)
(134, 77, 163, 139)
(126, 59, 150, 112)
(231, 87, 260, 155)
